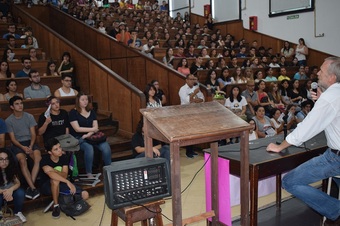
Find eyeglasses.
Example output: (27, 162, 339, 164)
(0, 158, 9, 162)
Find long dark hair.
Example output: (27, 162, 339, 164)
(0, 60, 12, 78)
(0, 148, 18, 186)
(45, 61, 57, 76)
(229, 86, 242, 102)
(144, 83, 160, 104)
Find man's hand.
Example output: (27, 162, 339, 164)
(45, 117, 52, 124)
(66, 181, 76, 195)
(266, 143, 282, 153)
(152, 147, 160, 157)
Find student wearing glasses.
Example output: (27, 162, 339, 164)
(0, 148, 26, 223)
(54, 74, 78, 97)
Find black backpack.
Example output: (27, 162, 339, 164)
(58, 193, 90, 220)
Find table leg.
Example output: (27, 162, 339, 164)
(250, 166, 259, 226)
(210, 142, 219, 225)
(170, 142, 182, 226)
(276, 174, 282, 208)
(240, 131, 250, 226)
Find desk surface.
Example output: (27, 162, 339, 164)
(216, 132, 327, 165)
(140, 101, 251, 143)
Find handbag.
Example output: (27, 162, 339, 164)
(1, 201, 23, 225)
(55, 134, 80, 152)
(85, 131, 107, 145)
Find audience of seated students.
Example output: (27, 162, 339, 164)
(5, 96, 41, 200)
(295, 38, 308, 66)
(225, 85, 247, 119)
(21, 35, 34, 49)
(151, 80, 166, 105)
(267, 82, 285, 111)
(205, 59, 215, 70)
(176, 57, 190, 75)
(115, 22, 131, 45)
(218, 67, 234, 90)
(256, 80, 274, 115)
(300, 79, 313, 101)
(38, 96, 71, 147)
(162, 47, 174, 68)
(54, 74, 78, 97)
(3, 47, 17, 62)
(248, 119, 258, 140)
(205, 69, 220, 94)
(232, 67, 247, 83)
(296, 100, 313, 123)
(0, 60, 14, 78)
(0, 118, 6, 148)
(141, 38, 155, 58)
(269, 56, 280, 68)
(20, 26, 39, 49)
(128, 30, 143, 50)
(252, 105, 276, 138)
(190, 56, 206, 75)
(58, 52, 74, 76)
(280, 79, 291, 106)
(40, 138, 89, 219)
(144, 83, 162, 108)
(23, 70, 51, 99)
(16, 56, 31, 78)
(215, 57, 226, 69)
(270, 108, 284, 134)
(228, 57, 239, 68)
(284, 104, 298, 131)
(279, 56, 288, 67)
(264, 67, 277, 81)
(293, 65, 308, 80)
(5, 35, 18, 50)
(69, 92, 112, 178)
(309, 66, 318, 80)
(277, 67, 290, 81)
(280, 41, 295, 58)
(3, 79, 23, 101)
(174, 47, 185, 58)
(291, 57, 299, 67)
(43, 61, 60, 77)
(185, 44, 197, 58)
(259, 56, 268, 68)
(288, 79, 303, 109)
(242, 59, 251, 69)
(2, 24, 21, 39)
(236, 46, 247, 58)
(28, 47, 39, 61)
(0, 148, 27, 223)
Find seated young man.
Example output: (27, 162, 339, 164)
(5, 96, 41, 200)
(40, 138, 89, 219)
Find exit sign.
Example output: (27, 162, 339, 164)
(287, 15, 299, 20)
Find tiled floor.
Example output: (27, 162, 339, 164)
(24, 151, 321, 226)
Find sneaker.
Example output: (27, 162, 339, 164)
(25, 188, 33, 199)
(44, 201, 54, 213)
(31, 189, 40, 200)
(186, 154, 194, 159)
(15, 212, 27, 223)
(52, 205, 60, 219)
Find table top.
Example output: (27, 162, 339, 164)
(140, 102, 252, 143)
(205, 132, 327, 165)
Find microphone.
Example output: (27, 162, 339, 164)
(311, 82, 318, 93)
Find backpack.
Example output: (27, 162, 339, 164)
(58, 193, 90, 220)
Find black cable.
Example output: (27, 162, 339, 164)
(98, 196, 106, 226)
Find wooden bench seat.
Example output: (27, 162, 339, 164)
(0, 47, 43, 59)
(0, 38, 25, 47)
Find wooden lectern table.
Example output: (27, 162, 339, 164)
(140, 102, 252, 226)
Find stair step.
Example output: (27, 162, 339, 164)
(107, 135, 133, 160)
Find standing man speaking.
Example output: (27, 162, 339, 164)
(266, 57, 340, 225)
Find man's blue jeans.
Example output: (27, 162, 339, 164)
(282, 148, 340, 220)
(78, 138, 112, 174)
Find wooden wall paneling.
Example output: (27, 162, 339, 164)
(97, 34, 111, 60)
(107, 76, 133, 133)
(127, 57, 147, 91)
(99, 59, 112, 68)
(110, 41, 127, 58)
(225, 21, 244, 41)
(88, 61, 109, 111)
(111, 58, 128, 80)
(72, 52, 90, 93)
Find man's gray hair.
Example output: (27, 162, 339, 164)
(325, 57, 340, 83)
